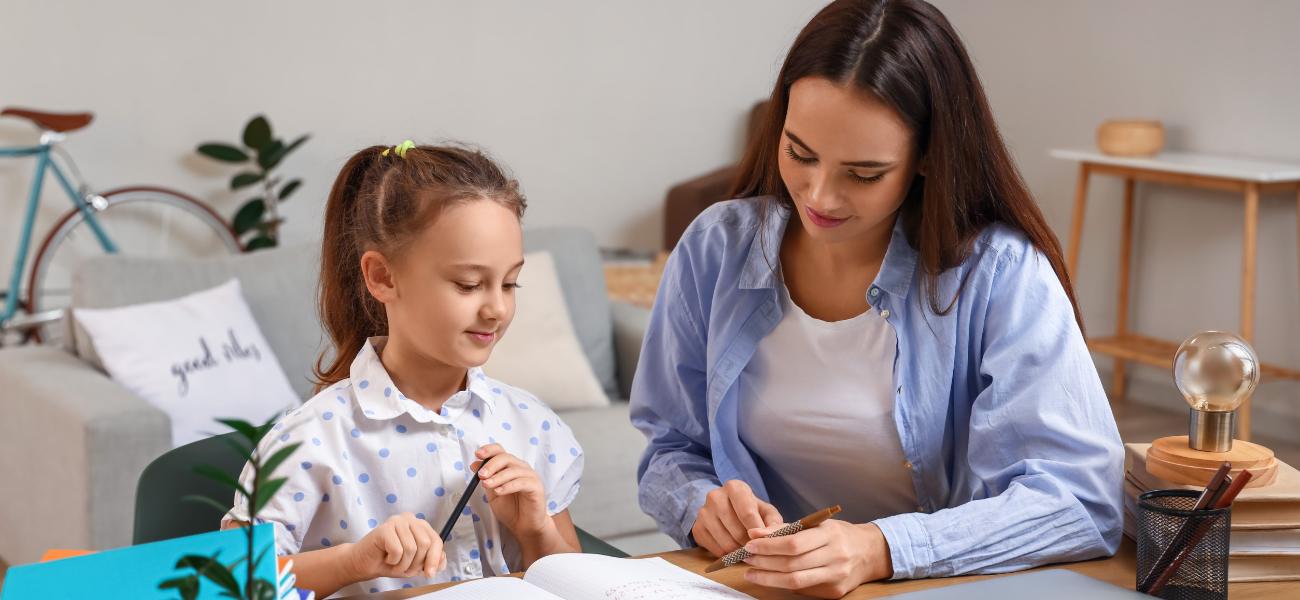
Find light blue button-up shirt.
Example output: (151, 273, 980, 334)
(629, 197, 1123, 579)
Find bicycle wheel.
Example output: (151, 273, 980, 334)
(25, 186, 241, 345)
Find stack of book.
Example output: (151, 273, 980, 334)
(1124, 442, 1300, 582)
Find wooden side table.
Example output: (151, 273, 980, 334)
(1051, 149, 1300, 441)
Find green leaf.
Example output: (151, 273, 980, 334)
(252, 477, 289, 514)
(242, 116, 272, 150)
(194, 464, 250, 498)
(258, 442, 301, 482)
(183, 493, 236, 516)
(159, 574, 200, 600)
(195, 558, 241, 598)
(256, 139, 285, 171)
(231, 199, 266, 236)
(197, 143, 249, 163)
(252, 578, 277, 600)
(279, 134, 309, 159)
(278, 179, 302, 201)
(244, 235, 276, 252)
(217, 418, 262, 444)
(230, 172, 263, 190)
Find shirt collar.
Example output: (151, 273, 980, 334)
(349, 337, 497, 424)
(738, 198, 917, 300)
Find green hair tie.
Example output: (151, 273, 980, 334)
(381, 139, 416, 159)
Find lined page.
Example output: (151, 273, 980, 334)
(523, 553, 755, 600)
(411, 576, 565, 599)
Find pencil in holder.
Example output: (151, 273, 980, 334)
(1136, 489, 1231, 600)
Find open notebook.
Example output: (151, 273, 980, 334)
(413, 553, 755, 600)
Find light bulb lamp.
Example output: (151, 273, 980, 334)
(1144, 331, 1278, 489)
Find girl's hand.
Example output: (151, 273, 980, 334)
(473, 444, 549, 538)
(345, 513, 446, 581)
(691, 480, 785, 557)
(740, 520, 893, 599)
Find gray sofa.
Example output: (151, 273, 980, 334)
(0, 227, 674, 565)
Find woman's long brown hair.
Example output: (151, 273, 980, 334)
(732, 0, 1083, 328)
(313, 144, 526, 394)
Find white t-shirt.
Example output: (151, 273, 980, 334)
(738, 284, 918, 525)
(223, 337, 583, 597)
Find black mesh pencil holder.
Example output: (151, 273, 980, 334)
(1136, 490, 1231, 600)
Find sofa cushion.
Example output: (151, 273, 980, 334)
(558, 402, 659, 539)
(523, 228, 616, 398)
(71, 244, 326, 399)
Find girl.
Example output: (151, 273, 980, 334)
(223, 143, 584, 598)
(631, 0, 1123, 597)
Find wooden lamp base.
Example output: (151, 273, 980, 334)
(1146, 435, 1278, 488)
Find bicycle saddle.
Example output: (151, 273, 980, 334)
(1, 107, 94, 133)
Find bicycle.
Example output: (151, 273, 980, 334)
(0, 107, 242, 346)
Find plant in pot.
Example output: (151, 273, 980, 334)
(196, 116, 309, 251)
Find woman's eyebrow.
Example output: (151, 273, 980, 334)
(784, 128, 896, 169)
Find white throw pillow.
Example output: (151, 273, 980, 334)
(73, 278, 298, 447)
(485, 252, 609, 411)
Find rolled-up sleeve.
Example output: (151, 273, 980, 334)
(628, 245, 721, 548)
(874, 246, 1124, 579)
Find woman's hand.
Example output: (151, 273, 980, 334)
(740, 520, 893, 599)
(345, 513, 446, 581)
(691, 480, 785, 557)
(473, 444, 549, 538)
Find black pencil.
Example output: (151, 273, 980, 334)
(439, 465, 483, 541)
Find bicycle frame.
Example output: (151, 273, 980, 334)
(0, 135, 118, 324)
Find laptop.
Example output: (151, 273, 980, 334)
(892, 569, 1151, 599)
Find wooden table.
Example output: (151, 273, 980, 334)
(1051, 149, 1300, 441)
(354, 538, 1297, 599)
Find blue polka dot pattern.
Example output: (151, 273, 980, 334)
(529, 437, 539, 445)
(406, 467, 417, 477)
(279, 433, 289, 442)
(358, 380, 369, 389)
(548, 501, 558, 511)
(441, 407, 450, 417)
(312, 437, 321, 446)
(548, 453, 557, 464)
(470, 549, 480, 559)
(384, 387, 392, 397)
(322, 494, 330, 502)
(322, 411, 333, 421)
(300, 461, 312, 470)
(492, 388, 502, 394)
(379, 448, 390, 458)
(426, 442, 437, 452)
(336, 395, 346, 405)
(386, 493, 398, 504)
(293, 492, 305, 502)
(456, 428, 465, 438)
(570, 447, 579, 456)
(502, 422, 512, 431)
(368, 518, 378, 528)
(471, 409, 481, 418)
(321, 538, 332, 547)
(517, 402, 528, 409)
(454, 461, 464, 471)
(462, 506, 471, 516)
(487, 539, 495, 549)
(435, 487, 446, 497)
(331, 475, 343, 485)
(350, 428, 361, 438)
(471, 513, 480, 522)
(339, 519, 348, 529)
(395, 424, 407, 433)
(415, 512, 425, 520)
(542, 420, 551, 431)
(358, 473, 370, 483)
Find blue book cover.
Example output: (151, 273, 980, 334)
(1, 524, 276, 600)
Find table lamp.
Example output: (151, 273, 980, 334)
(1144, 331, 1278, 488)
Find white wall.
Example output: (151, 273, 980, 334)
(4, 1, 1298, 431)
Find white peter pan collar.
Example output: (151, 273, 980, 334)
(347, 336, 497, 424)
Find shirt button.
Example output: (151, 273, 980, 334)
(869, 288, 880, 298)
(880, 309, 891, 318)
(916, 505, 926, 513)
(903, 460, 913, 470)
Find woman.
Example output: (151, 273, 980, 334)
(629, 0, 1123, 597)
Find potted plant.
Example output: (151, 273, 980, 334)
(197, 116, 309, 251)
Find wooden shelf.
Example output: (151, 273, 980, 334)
(1087, 334, 1300, 381)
